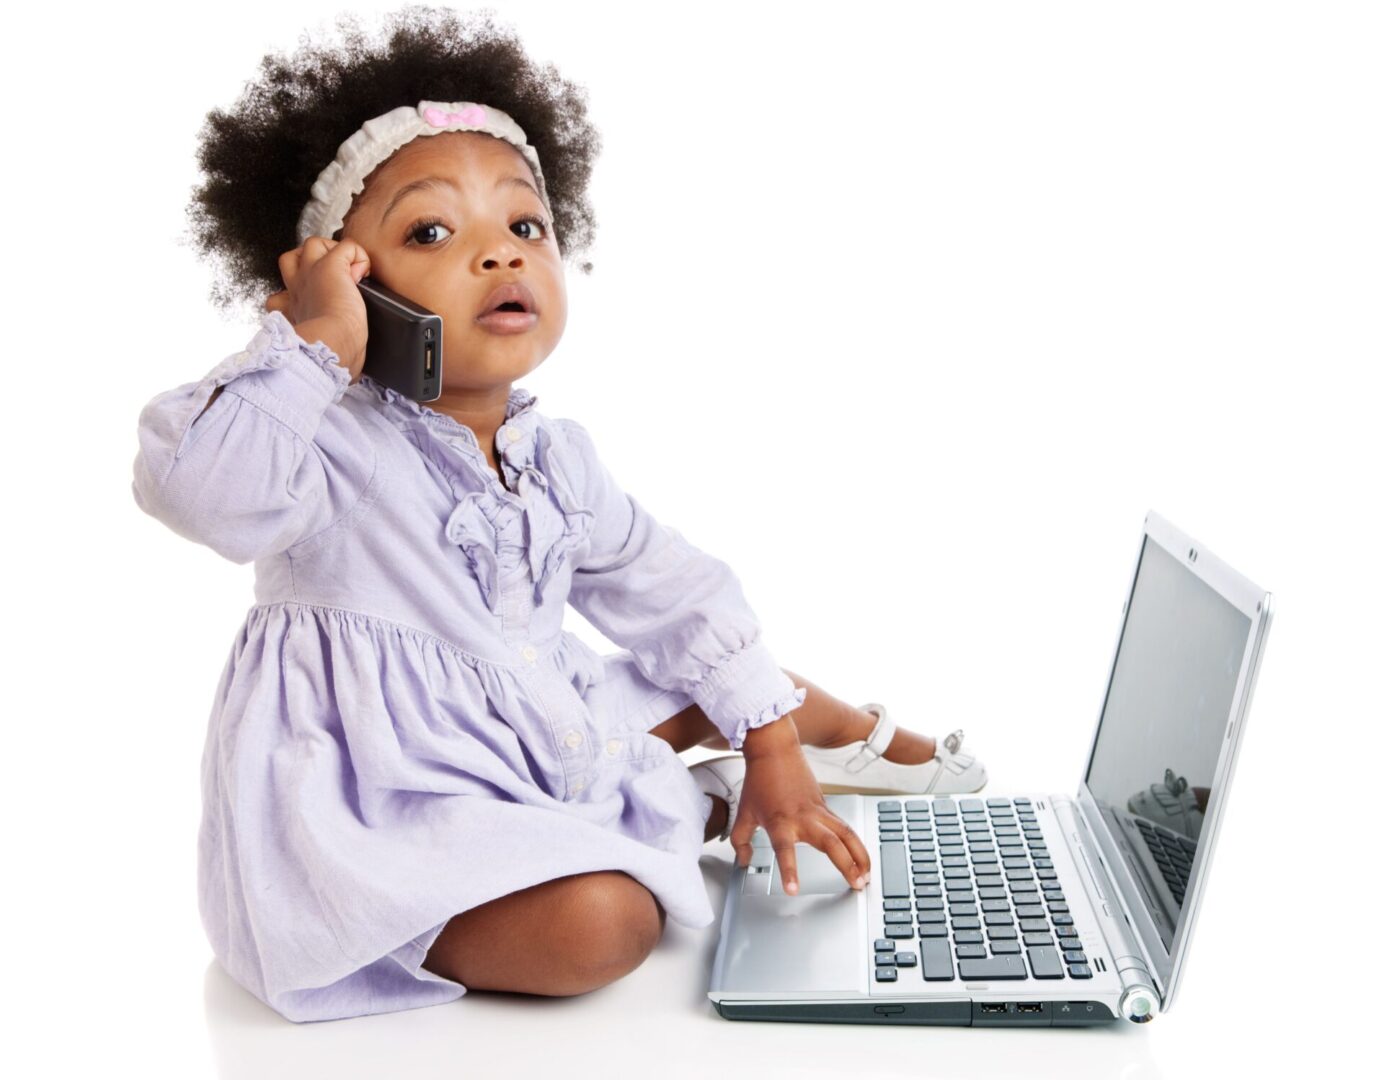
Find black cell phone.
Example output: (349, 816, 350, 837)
(357, 276, 443, 402)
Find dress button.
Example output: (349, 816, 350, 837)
(506, 427, 523, 443)
(521, 645, 537, 662)
(605, 738, 622, 756)
(565, 730, 583, 749)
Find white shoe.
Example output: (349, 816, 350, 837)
(688, 754, 747, 842)
(798, 703, 988, 796)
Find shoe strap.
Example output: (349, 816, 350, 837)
(845, 705, 895, 774)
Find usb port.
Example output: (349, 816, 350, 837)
(1017, 1003, 1042, 1014)
(425, 345, 435, 379)
(980, 1003, 1008, 1014)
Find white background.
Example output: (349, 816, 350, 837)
(4, 1, 1380, 1076)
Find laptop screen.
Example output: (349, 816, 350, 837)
(1082, 533, 1251, 950)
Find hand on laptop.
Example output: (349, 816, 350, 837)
(733, 732, 872, 895)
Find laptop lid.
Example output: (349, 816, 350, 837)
(1074, 511, 1273, 1013)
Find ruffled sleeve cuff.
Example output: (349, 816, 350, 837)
(202, 310, 352, 444)
(688, 638, 807, 752)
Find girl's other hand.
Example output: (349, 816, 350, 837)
(729, 739, 872, 895)
(264, 236, 371, 384)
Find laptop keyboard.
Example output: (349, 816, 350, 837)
(872, 797, 1094, 984)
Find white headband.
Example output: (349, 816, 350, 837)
(295, 100, 551, 245)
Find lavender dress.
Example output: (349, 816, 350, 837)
(131, 311, 805, 1023)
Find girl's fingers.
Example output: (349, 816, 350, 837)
(277, 247, 302, 291)
(816, 825, 868, 890)
(772, 838, 799, 895)
(830, 813, 871, 880)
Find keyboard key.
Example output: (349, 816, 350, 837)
(1023, 933, 1053, 946)
(1019, 919, 1050, 933)
(1068, 964, 1092, 979)
(884, 912, 912, 924)
(990, 940, 1022, 954)
(881, 841, 910, 898)
(984, 913, 1014, 926)
(1063, 950, 1086, 964)
(988, 925, 1018, 940)
(1055, 926, 1079, 939)
(1052, 914, 1074, 926)
(952, 917, 981, 930)
(875, 966, 898, 981)
(918, 910, 947, 923)
(918, 923, 948, 937)
(957, 956, 1028, 980)
(886, 926, 915, 939)
(884, 898, 911, 911)
(875, 952, 897, 965)
(954, 930, 984, 944)
(874, 939, 895, 951)
(1015, 905, 1046, 919)
(921, 938, 955, 980)
(955, 943, 986, 958)
(895, 950, 918, 967)
(878, 801, 902, 812)
(1027, 946, 1064, 979)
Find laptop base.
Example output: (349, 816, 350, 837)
(712, 999, 1118, 1025)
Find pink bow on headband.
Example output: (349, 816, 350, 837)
(423, 105, 487, 128)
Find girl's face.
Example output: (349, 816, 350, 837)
(340, 131, 567, 393)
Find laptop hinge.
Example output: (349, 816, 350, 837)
(1052, 795, 1164, 1008)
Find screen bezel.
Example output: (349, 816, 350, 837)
(1074, 510, 1273, 1013)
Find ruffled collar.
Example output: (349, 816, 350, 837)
(357, 374, 538, 451)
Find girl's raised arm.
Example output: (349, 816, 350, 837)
(131, 310, 377, 564)
(557, 418, 805, 752)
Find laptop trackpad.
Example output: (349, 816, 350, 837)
(767, 842, 854, 895)
(724, 843, 867, 993)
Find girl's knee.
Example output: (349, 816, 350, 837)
(421, 869, 663, 997)
(568, 871, 664, 973)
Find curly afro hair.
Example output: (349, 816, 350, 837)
(183, 5, 601, 320)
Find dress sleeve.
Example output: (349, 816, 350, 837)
(131, 310, 376, 564)
(556, 418, 805, 751)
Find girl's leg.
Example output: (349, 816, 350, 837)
(649, 667, 937, 764)
(422, 870, 666, 996)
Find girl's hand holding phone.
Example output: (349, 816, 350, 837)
(264, 236, 372, 384)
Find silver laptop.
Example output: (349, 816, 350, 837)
(708, 511, 1273, 1026)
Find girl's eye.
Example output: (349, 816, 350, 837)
(513, 213, 550, 241)
(406, 217, 452, 246)
(405, 213, 550, 247)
